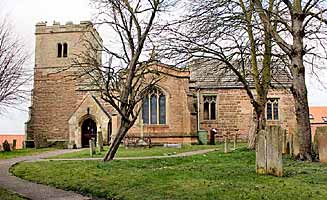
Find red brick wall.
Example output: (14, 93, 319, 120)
(0, 135, 25, 149)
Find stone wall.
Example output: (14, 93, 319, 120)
(128, 65, 197, 143)
(26, 22, 102, 147)
(198, 88, 296, 143)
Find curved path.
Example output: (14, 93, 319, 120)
(0, 148, 217, 200)
(0, 149, 90, 200)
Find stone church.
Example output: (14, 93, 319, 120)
(26, 21, 297, 148)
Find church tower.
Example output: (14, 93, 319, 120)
(26, 21, 103, 147)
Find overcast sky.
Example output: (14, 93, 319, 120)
(0, 0, 326, 134)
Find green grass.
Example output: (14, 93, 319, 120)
(0, 148, 55, 160)
(49, 144, 221, 159)
(0, 188, 25, 200)
(11, 147, 327, 200)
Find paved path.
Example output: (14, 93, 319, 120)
(0, 148, 218, 200)
(45, 148, 218, 161)
(0, 149, 91, 200)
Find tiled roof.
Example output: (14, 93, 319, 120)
(309, 107, 327, 124)
(189, 59, 292, 89)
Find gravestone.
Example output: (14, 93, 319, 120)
(256, 126, 283, 177)
(256, 130, 267, 174)
(286, 134, 293, 156)
(164, 143, 182, 148)
(282, 129, 287, 154)
(2, 140, 11, 152)
(13, 139, 17, 150)
(97, 131, 104, 152)
(89, 139, 96, 156)
(224, 136, 229, 153)
(233, 134, 237, 150)
(316, 127, 327, 163)
(266, 126, 283, 177)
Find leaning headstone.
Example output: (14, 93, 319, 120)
(97, 131, 104, 152)
(316, 127, 327, 163)
(256, 130, 267, 175)
(89, 139, 96, 156)
(12, 139, 17, 150)
(2, 140, 11, 152)
(266, 126, 283, 177)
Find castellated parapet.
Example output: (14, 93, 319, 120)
(35, 21, 102, 43)
(26, 20, 103, 147)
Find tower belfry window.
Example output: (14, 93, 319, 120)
(57, 43, 62, 57)
(57, 42, 68, 58)
(63, 43, 68, 57)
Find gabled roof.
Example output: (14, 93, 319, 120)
(309, 107, 327, 124)
(189, 60, 292, 89)
(68, 93, 111, 121)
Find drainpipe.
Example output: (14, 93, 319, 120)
(197, 88, 200, 132)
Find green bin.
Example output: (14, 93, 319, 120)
(198, 130, 208, 145)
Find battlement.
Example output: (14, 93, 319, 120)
(35, 20, 102, 42)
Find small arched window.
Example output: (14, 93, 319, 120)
(57, 43, 62, 57)
(142, 88, 166, 125)
(63, 43, 68, 57)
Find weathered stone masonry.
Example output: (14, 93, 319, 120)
(26, 21, 297, 149)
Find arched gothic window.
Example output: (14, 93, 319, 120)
(266, 98, 279, 120)
(203, 96, 216, 120)
(142, 88, 166, 125)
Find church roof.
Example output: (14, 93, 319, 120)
(189, 60, 292, 89)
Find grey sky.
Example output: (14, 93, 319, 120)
(0, 0, 326, 134)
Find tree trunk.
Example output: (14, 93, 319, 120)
(248, 105, 266, 149)
(103, 120, 130, 162)
(290, 12, 313, 161)
(291, 58, 312, 161)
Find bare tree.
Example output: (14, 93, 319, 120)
(0, 18, 29, 112)
(251, 0, 327, 160)
(81, 0, 173, 161)
(158, 0, 288, 149)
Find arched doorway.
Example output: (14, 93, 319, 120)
(81, 118, 97, 147)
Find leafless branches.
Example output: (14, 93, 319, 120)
(74, 0, 173, 161)
(157, 0, 290, 148)
(0, 18, 29, 113)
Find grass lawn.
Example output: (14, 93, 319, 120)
(11, 147, 327, 200)
(0, 148, 55, 160)
(0, 188, 25, 200)
(49, 144, 222, 159)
